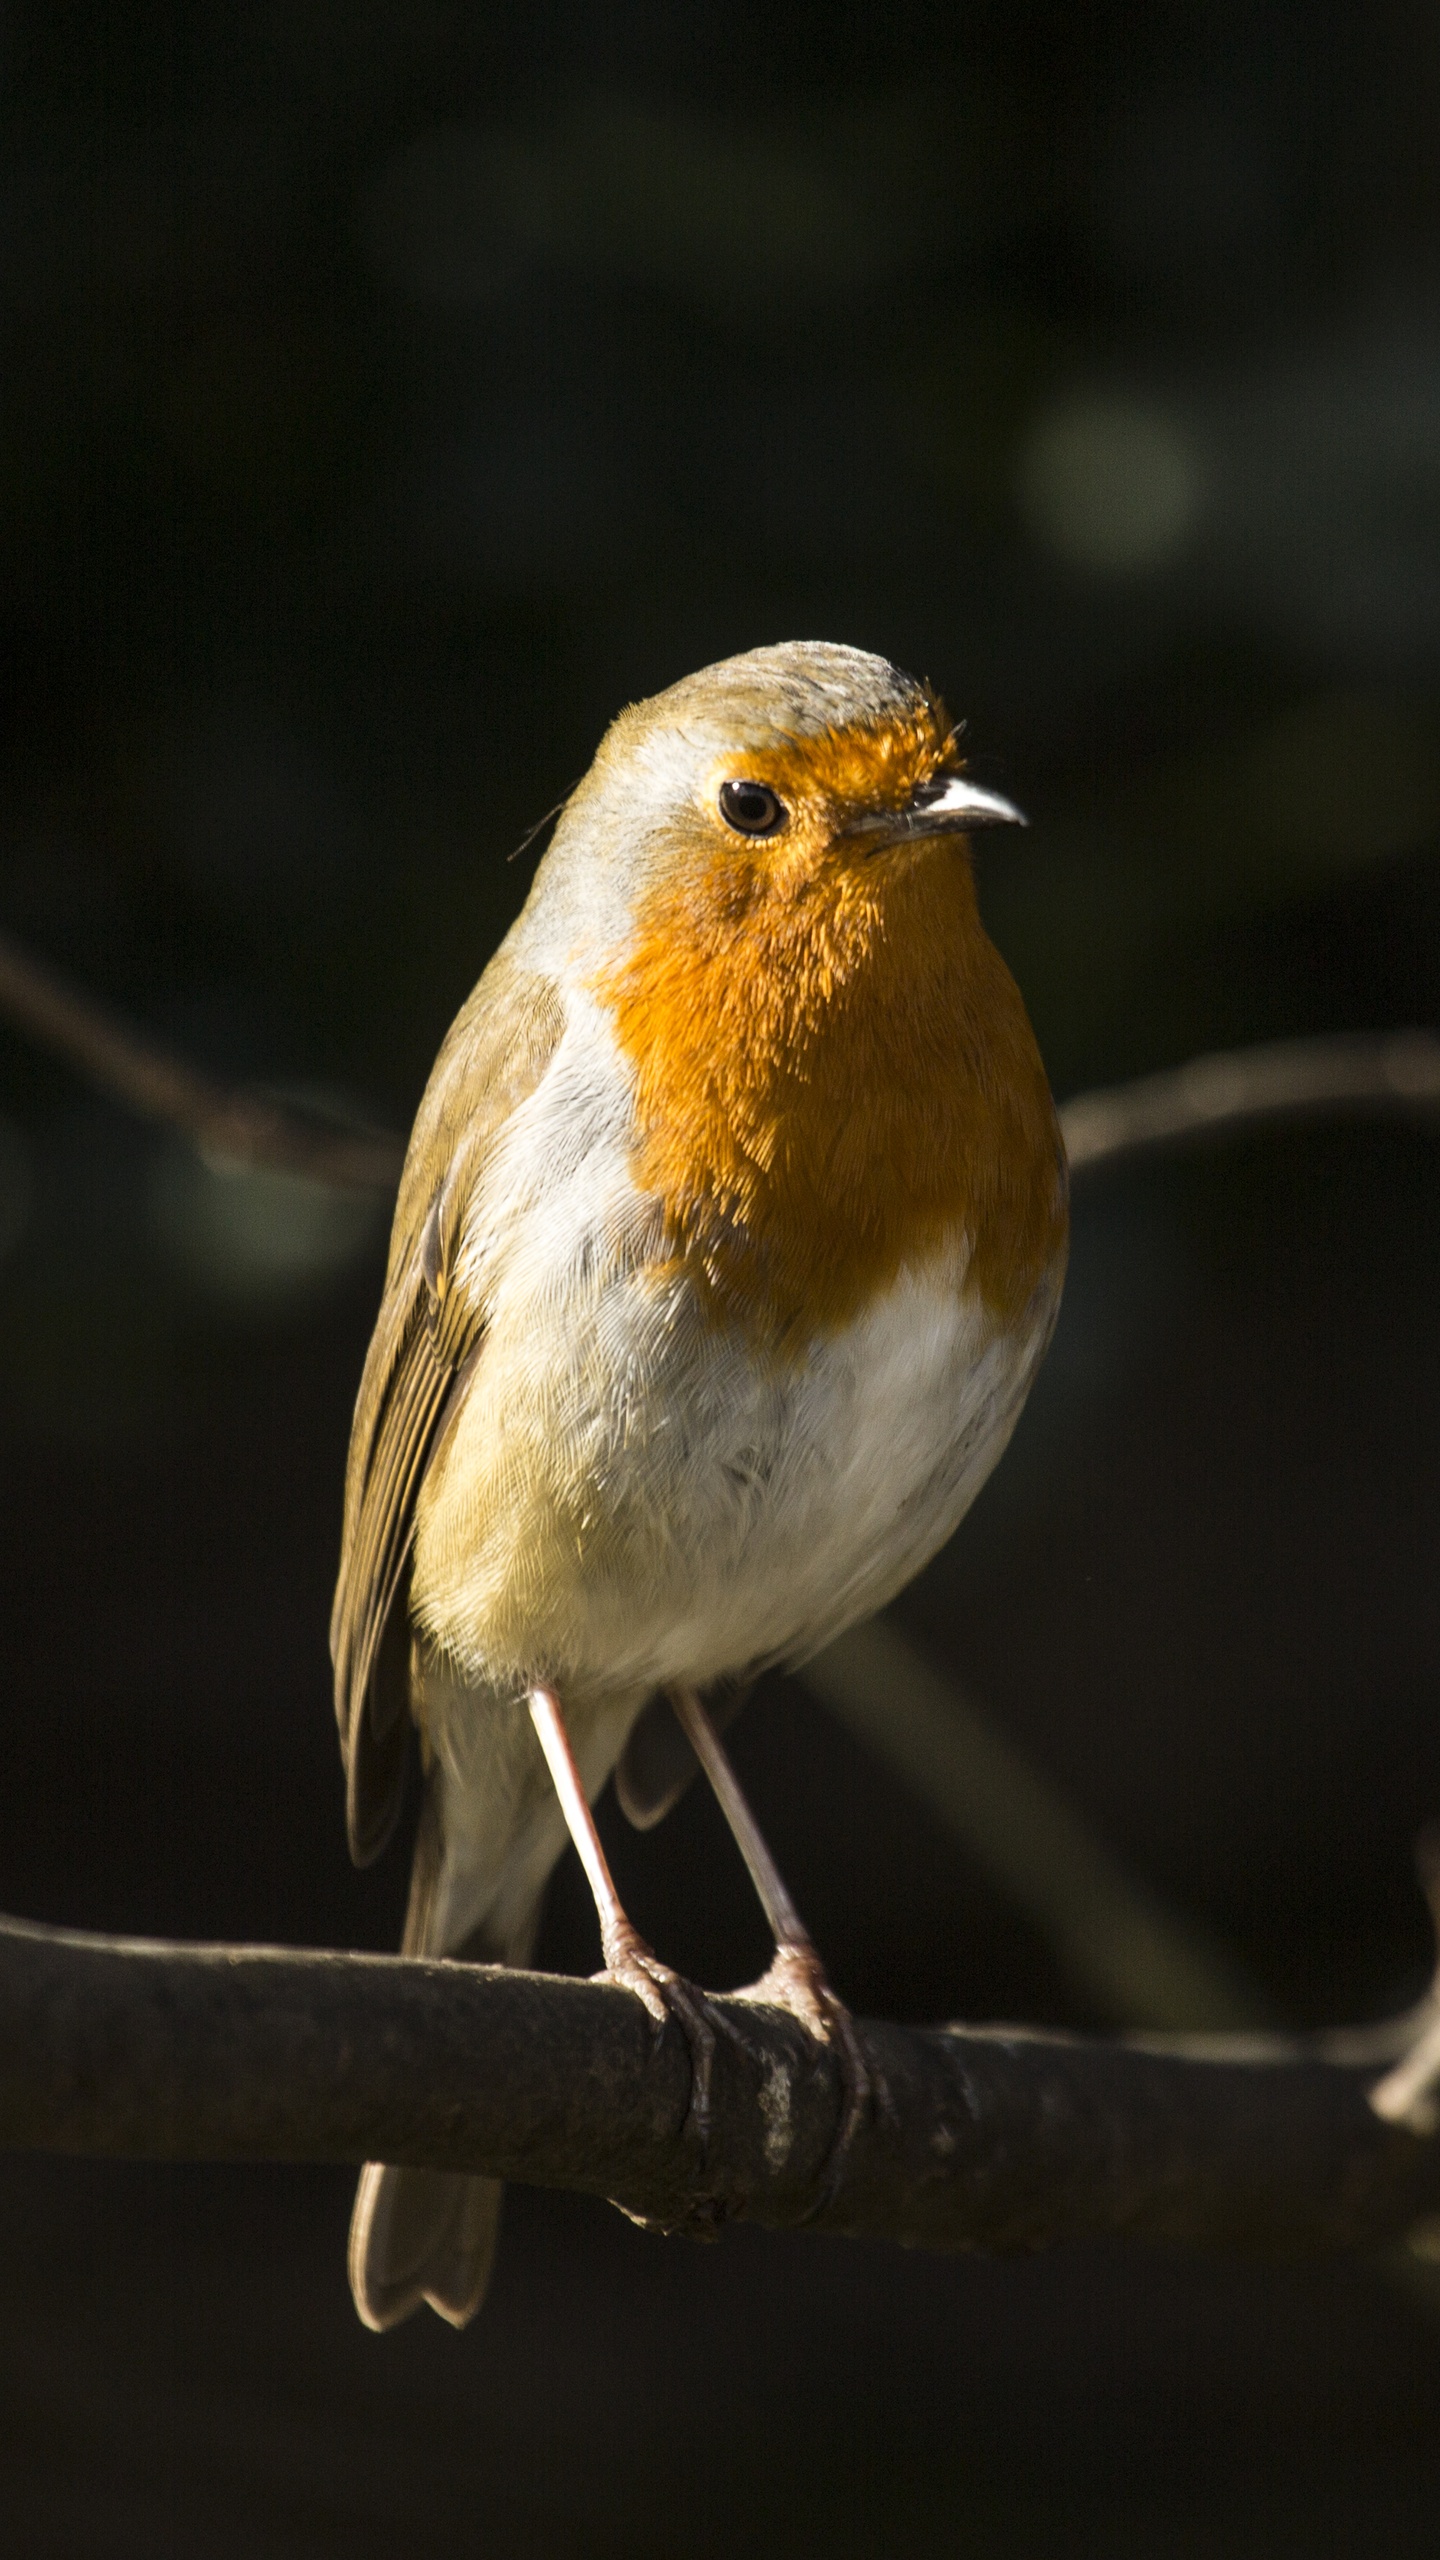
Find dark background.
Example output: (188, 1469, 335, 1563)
(1, 2, 1439, 2551)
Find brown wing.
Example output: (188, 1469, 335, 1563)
(330, 955, 565, 1865)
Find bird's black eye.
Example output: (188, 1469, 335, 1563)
(718, 778, 786, 836)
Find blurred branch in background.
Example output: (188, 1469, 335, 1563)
(2, 1906, 1438, 2260)
(1374, 1835, 1440, 2132)
(0, 928, 403, 1195)
(1060, 1031, 1440, 1174)
(801, 1618, 1266, 2034)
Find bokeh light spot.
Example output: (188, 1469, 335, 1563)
(150, 1143, 381, 1311)
(1016, 394, 1204, 576)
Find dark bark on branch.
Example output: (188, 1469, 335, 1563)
(1, 1911, 1436, 2258)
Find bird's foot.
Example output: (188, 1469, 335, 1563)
(734, 1938, 878, 2193)
(594, 1917, 725, 2150)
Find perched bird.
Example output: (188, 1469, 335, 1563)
(331, 641, 1068, 2330)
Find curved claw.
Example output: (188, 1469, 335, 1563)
(732, 1940, 881, 2200)
(594, 1920, 726, 2152)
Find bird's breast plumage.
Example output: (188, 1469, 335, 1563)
(410, 964, 1063, 1700)
(593, 810, 1066, 1355)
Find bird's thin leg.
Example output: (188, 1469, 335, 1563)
(527, 1685, 717, 2140)
(668, 1683, 873, 2162)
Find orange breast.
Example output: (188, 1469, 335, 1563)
(596, 830, 1068, 1355)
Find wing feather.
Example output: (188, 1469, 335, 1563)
(330, 955, 565, 1864)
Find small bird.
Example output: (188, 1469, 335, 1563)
(331, 641, 1068, 2329)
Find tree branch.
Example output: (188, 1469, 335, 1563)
(0, 927, 403, 1193)
(1059, 1030, 1440, 1174)
(1, 1908, 1437, 2258)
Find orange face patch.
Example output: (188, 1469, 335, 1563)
(596, 708, 1067, 1353)
(714, 690, 955, 834)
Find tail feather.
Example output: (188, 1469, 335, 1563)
(348, 1773, 541, 2332)
(350, 2160, 501, 2332)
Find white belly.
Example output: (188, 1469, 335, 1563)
(414, 1213, 1055, 1702)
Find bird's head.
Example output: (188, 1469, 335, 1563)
(540, 641, 1022, 942)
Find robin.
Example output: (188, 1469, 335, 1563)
(331, 641, 1068, 2330)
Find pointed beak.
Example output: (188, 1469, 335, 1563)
(907, 772, 1027, 831)
(839, 768, 1028, 856)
